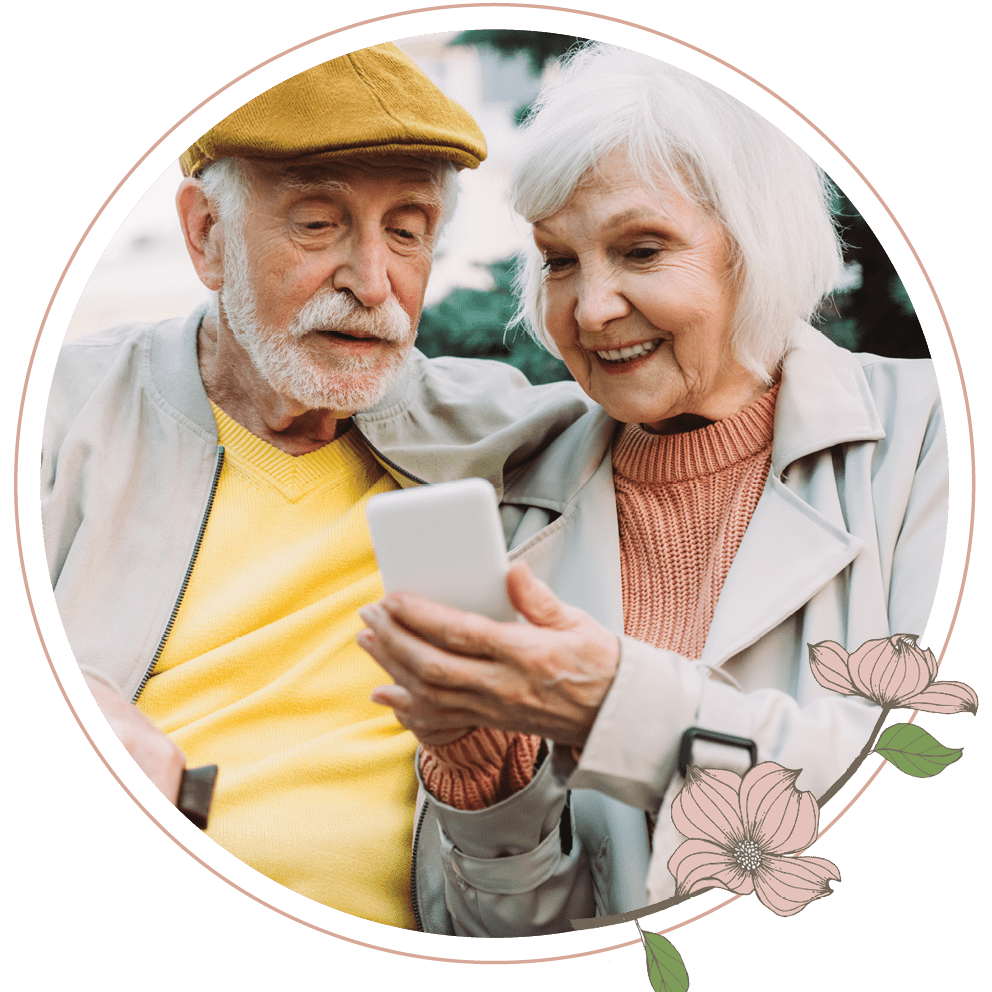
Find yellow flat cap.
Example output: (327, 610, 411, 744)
(181, 43, 487, 176)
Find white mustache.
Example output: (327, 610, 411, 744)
(287, 291, 412, 343)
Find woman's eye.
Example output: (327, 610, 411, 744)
(304, 221, 330, 231)
(627, 245, 659, 261)
(542, 256, 574, 272)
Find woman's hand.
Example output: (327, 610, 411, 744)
(357, 562, 621, 747)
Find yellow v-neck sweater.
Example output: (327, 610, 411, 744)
(137, 407, 416, 928)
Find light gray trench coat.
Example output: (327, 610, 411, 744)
(420, 323, 948, 935)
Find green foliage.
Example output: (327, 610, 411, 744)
(818, 181, 929, 359)
(449, 30, 589, 75)
(416, 257, 573, 384)
(636, 922, 690, 992)
(873, 723, 963, 777)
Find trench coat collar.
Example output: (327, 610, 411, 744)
(506, 326, 890, 666)
(506, 324, 885, 512)
(771, 323, 886, 476)
(701, 327, 888, 663)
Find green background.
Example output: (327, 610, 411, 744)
(3, 0, 989, 992)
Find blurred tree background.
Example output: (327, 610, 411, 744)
(416, 31, 928, 384)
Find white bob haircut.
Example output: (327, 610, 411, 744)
(512, 45, 845, 379)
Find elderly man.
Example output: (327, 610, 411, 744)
(42, 44, 591, 932)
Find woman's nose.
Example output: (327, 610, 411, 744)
(573, 267, 630, 332)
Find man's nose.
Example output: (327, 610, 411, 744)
(331, 228, 391, 308)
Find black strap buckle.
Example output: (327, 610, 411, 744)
(678, 728, 757, 778)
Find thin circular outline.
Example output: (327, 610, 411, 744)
(13, 2, 975, 967)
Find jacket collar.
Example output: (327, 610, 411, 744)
(145, 304, 591, 499)
(771, 324, 885, 475)
(506, 327, 883, 666)
(507, 324, 886, 511)
(147, 304, 218, 440)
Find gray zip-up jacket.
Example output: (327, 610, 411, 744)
(41, 305, 594, 934)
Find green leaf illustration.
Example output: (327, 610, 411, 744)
(636, 922, 689, 992)
(873, 723, 963, 778)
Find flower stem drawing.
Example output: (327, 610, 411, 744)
(631, 634, 978, 990)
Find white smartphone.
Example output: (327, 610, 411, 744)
(365, 477, 516, 622)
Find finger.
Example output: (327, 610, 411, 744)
(506, 562, 583, 631)
(360, 607, 497, 705)
(357, 626, 435, 697)
(370, 683, 484, 745)
(370, 683, 413, 708)
(364, 599, 509, 676)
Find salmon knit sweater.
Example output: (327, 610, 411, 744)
(420, 384, 780, 809)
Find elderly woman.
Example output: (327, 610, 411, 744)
(358, 45, 946, 935)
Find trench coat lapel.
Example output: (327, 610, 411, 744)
(700, 474, 863, 665)
(703, 326, 886, 666)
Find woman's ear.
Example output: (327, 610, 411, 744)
(176, 178, 224, 291)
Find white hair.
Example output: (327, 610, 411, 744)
(511, 44, 844, 380)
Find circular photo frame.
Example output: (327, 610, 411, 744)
(11, 4, 982, 990)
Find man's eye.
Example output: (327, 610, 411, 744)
(303, 221, 330, 231)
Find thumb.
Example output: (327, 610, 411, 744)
(506, 562, 578, 630)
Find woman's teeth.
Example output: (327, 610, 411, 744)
(595, 339, 663, 363)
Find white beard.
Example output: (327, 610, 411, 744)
(219, 231, 415, 413)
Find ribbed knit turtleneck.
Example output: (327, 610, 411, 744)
(613, 382, 779, 659)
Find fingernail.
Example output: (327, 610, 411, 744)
(358, 605, 381, 625)
(356, 630, 372, 648)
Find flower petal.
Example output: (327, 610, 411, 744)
(884, 638, 937, 704)
(751, 854, 841, 917)
(848, 637, 892, 701)
(739, 764, 818, 854)
(668, 839, 753, 896)
(808, 641, 856, 695)
(903, 680, 979, 714)
(671, 767, 745, 847)
(758, 788, 819, 855)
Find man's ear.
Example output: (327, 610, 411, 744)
(176, 178, 224, 291)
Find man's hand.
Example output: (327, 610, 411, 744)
(84, 674, 187, 804)
(358, 563, 621, 747)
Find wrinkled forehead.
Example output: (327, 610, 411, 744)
(247, 155, 448, 199)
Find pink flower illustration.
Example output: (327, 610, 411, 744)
(668, 763, 840, 917)
(809, 635, 979, 713)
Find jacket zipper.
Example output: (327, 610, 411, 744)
(410, 798, 429, 931)
(354, 427, 430, 488)
(359, 429, 431, 930)
(132, 446, 226, 703)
